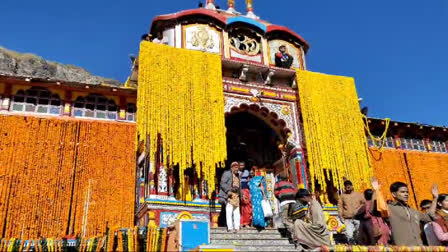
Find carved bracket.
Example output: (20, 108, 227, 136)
(264, 69, 276, 86)
(291, 79, 297, 89)
(239, 64, 250, 81)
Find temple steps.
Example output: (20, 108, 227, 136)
(209, 227, 296, 251)
(211, 227, 282, 234)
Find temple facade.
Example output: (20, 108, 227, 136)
(0, 1, 447, 246)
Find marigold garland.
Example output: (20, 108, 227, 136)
(137, 42, 227, 198)
(370, 148, 448, 208)
(296, 70, 372, 192)
(369, 148, 417, 207)
(405, 151, 448, 204)
(0, 114, 135, 239)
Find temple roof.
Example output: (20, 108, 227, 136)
(150, 8, 310, 52)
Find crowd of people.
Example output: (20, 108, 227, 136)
(217, 161, 448, 250)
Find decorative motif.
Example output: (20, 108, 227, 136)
(191, 26, 215, 51)
(158, 166, 168, 193)
(176, 211, 193, 220)
(184, 25, 221, 54)
(224, 95, 299, 142)
(281, 105, 291, 115)
(230, 34, 261, 56)
(327, 215, 340, 231)
(159, 212, 209, 227)
(250, 89, 260, 102)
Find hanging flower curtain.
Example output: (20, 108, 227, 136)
(137, 42, 227, 197)
(296, 70, 372, 192)
(370, 148, 448, 208)
(0, 115, 135, 239)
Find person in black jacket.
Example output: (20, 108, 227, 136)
(275, 45, 294, 69)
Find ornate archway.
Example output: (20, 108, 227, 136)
(224, 96, 300, 143)
(223, 94, 307, 189)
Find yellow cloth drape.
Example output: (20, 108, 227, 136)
(296, 70, 372, 192)
(137, 42, 227, 198)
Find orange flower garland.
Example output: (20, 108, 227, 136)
(405, 151, 448, 204)
(369, 148, 448, 208)
(369, 148, 417, 207)
(0, 114, 135, 239)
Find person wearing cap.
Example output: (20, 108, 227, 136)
(275, 45, 294, 69)
(218, 162, 240, 203)
(218, 162, 241, 227)
(292, 189, 331, 250)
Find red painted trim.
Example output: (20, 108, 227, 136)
(151, 9, 227, 28)
(229, 55, 263, 65)
(267, 25, 310, 52)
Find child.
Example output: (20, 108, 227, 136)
(226, 186, 240, 233)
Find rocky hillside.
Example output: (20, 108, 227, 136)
(0, 47, 122, 86)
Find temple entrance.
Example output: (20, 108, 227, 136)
(217, 110, 287, 227)
(225, 111, 283, 170)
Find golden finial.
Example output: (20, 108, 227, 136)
(206, 0, 216, 10)
(246, 0, 253, 11)
(246, 0, 256, 18)
(227, 0, 236, 12)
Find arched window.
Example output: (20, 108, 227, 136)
(73, 94, 118, 120)
(126, 103, 136, 122)
(11, 87, 61, 115)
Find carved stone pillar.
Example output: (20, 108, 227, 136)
(158, 165, 168, 196)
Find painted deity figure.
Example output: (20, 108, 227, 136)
(275, 45, 294, 69)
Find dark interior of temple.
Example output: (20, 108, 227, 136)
(225, 112, 282, 170)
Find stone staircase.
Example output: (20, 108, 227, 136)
(208, 227, 297, 251)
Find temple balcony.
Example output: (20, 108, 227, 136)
(221, 58, 297, 89)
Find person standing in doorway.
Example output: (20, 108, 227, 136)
(338, 180, 366, 244)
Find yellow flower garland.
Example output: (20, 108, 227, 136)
(137, 42, 227, 198)
(296, 70, 372, 192)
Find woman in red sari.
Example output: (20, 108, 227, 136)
(240, 169, 254, 227)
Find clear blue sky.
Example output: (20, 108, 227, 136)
(1, 0, 447, 126)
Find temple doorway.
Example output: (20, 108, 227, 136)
(217, 110, 286, 227)
(224, 111, 283, 173)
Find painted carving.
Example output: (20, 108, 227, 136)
(229, 29, 262, 62)
(230, 34, 260, 56)
(158, 166, 168, 193)
(224, 95, 300, 143)
(191, 26, 214, 50)
(160, 212, 209, 227)
(184, 25, 221, 54)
